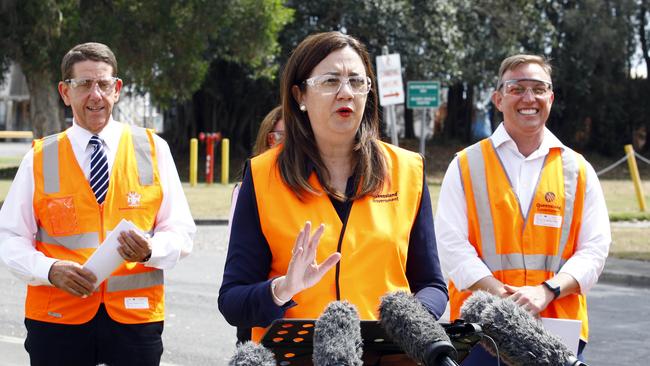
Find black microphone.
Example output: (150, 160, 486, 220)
(379, 291, 459, 366)
(313, 301, 363, 366)
(460, 291, 588, 366)
(228, 340, 276, 366)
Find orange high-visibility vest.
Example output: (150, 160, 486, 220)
(450, 139, 589, 340)
(29, 125, 164, 325)
(249, 141, 422, 342)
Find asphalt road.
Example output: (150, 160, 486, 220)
(1, 225, 649, 365)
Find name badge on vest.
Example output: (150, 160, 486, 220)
(124, 297, 150, 309)
(533, 213, 563, 228)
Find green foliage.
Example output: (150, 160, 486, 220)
(546, 0, 638, 154)
(279, 0, 461, 81)
(0, 0, 292, 107)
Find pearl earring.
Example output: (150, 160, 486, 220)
(299, 104, 307, 112)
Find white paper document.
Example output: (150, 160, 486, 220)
(541, 317, 582, 355)
(83, 219, 140, 288)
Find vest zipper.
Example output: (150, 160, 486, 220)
(99, 203, 105, 302)
(334, 200, 353, 301)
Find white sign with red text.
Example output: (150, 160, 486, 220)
(376, 53, 405, 106)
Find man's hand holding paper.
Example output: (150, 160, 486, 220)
(83, 219, 148, 289)
(117, 229, 152, 263)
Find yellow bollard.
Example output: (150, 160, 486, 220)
(221, 138, 230, 184)
(189, 138, 198, 187)
(624, 144, 646, 212)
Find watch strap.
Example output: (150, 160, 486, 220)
(542, 280, 561, 299)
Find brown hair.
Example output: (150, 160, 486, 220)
(497, 54, 552, 88)
(278, 31, 387, 200)
(253, 106, 283, 156)
(61, 42, 118, 80)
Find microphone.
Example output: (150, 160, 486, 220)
(228, 341, 276, 366)
(313, 301, 363, 366)
(379, 291, 459, 366)
(460, 291, 588, 366)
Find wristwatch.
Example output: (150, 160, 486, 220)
(542, 281, 561, 299)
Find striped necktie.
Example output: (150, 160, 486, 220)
(89, 135, 109, 204)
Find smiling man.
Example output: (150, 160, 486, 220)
(435, 54, 611, 364)
(0, 42, 195, 365)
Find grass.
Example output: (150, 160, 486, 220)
(0, 156, 22, 169)
(609, 226, 650, 261)
(1, 178, 649, 261)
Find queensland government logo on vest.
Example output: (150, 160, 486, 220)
(536, 191, 561, 214)
(126, 191, 141, 208)
(373, 191, 399, 203)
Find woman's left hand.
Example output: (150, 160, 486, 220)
(272, 222, 341, 303)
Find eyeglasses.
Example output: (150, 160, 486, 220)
(499, 78, 553, 97)
(303, 75, 371, 95)
(267, 130, 284, 147)
(64, 77, 120, 95)
(268, 130, 285, 141)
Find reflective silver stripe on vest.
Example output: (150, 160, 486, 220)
(42, 134, 60, 194)
(465, 143, 579, 274)
(549, 149, 580, 272)
(131, 126, 154, 186)
(106, 270, 163, 292)
(462, 142, 497, 259)
(482, 253, 568, 272)
(36, 227, 99, 249)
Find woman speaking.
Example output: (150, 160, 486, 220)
(218, 31, 448, 344)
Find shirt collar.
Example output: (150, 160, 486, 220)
(68, 117, 123, 153)
(491, 122, 565, 159)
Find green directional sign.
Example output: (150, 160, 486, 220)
(407, 81, 440, 109)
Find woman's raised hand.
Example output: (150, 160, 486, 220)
(271, 222, 341, 304)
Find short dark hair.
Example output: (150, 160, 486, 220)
(278, 31, 387, 200)
(61, 42, 118, 80)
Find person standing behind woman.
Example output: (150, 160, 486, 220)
(228, 105, 285, 236)
(218, 31, 448, 346)
(252, 106, 285, 156)
(227, 105, 284, 343)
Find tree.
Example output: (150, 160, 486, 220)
(544, 0, 637, 154)
(0, 0, 292, 137)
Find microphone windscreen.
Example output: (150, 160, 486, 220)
(228, 341, 276, 366)
(379, 291, 454, 363)
(458, 290, 498, 324)
(461, 291, 576, 366)
(313, 301, 363, 366)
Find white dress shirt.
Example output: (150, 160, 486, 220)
(435, 123, 611, 293)
(0, 119, 196, 285)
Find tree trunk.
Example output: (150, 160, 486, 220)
(640, 2, 649, 77)
(25, 69, 65, 138)
(444, 82, 474, 143)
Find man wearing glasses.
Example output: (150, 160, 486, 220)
(0, 42, 195, 365)
(435, 54, 610, 364)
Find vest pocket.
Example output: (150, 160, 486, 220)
(46, 196, 79, 235)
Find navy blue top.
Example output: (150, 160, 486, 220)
(218, 163, 448, 330)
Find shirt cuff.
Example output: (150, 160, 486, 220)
(266, 278, 296, 311)
(447, 256, 493, 291)
(34, 256, 59, 285)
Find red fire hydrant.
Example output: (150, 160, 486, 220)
(198, 132, 222, 184)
